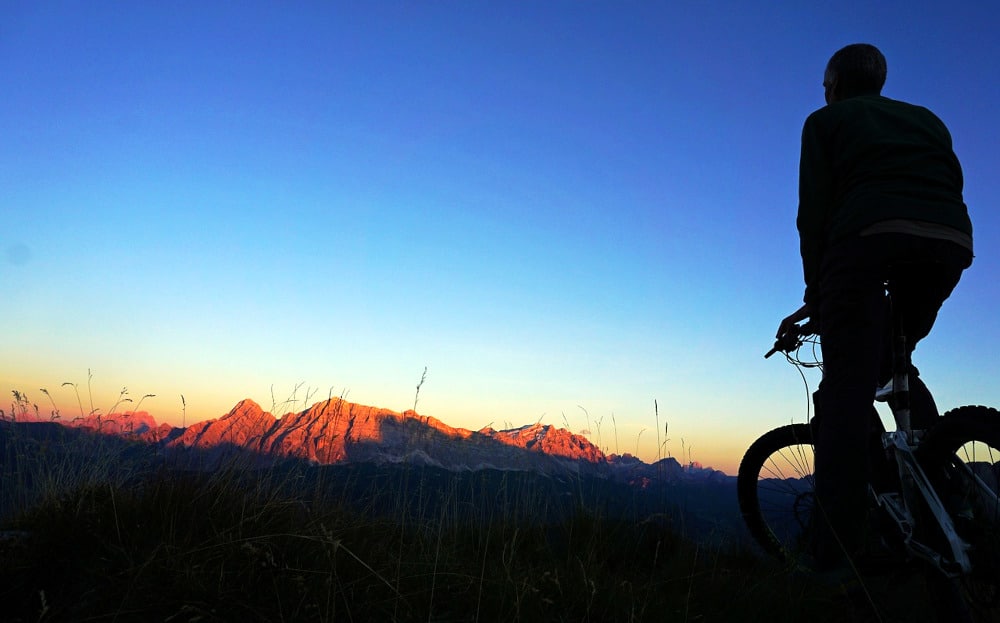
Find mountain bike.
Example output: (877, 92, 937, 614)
(737, 309, 999, 621)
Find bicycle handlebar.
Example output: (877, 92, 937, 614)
(764, 321, 816, 359)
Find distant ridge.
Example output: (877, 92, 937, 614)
(7, 397, 731, 482)
(10, 409, 171, 440)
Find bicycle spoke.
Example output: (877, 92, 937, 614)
(738, 424, 816, 560)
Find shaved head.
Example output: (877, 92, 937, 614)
(826, 43, 887, 99)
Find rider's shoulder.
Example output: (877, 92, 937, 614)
(804, 95, 945, 135)
(809, 95, 938, 120)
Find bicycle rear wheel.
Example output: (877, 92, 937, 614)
(917, 405, 1000, 621)
(737, 423, 815, 561)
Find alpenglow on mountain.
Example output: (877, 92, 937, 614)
(10, 397, 729, 482)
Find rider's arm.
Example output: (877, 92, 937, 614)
(776, 303, 811, 340)
(797, 110, 835, 308)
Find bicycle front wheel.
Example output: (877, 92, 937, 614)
(917, 405, 1000, 620)
(737, 423, 815, 561)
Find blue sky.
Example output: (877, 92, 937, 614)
(3, 1, 999, 474)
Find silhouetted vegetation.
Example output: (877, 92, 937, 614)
(0, 418, 952, 622)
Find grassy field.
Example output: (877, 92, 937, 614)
(0, 414, 960, 622)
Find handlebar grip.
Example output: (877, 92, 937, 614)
(766, 323, 811, 358)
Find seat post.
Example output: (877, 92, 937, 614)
(890, 299, 912, 440)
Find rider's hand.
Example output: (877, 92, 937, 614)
(776, 303, 811, 339)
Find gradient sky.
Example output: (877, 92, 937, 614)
(3, 1, 999, 474)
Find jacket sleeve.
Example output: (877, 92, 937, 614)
(796, 113, 834, 307)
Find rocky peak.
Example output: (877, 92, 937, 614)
(491, 423, 607, 463)
(172, 399, 278, 451)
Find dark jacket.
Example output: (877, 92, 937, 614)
(797, 95, 972, 305)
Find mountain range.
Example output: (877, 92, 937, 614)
(8, 397, 731, 484)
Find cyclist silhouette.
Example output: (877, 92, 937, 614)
(775, 43, 974, 570)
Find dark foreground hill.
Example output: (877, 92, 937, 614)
(0, 417, 742, 544)
(0, 419, 973, 622)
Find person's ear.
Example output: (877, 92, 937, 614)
(824, 73, 839, 104)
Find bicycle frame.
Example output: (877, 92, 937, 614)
(879, 293, 973, 576)
(876, 429, 972, 575)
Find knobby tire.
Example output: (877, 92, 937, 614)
(736, 423, 815, 562)
(916, 405, 1000, 623)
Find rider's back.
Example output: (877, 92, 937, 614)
(797, 95, 973, 292)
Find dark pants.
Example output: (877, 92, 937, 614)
(811, 233, 972, 565)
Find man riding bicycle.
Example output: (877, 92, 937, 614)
(775, 43, 974, 571)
